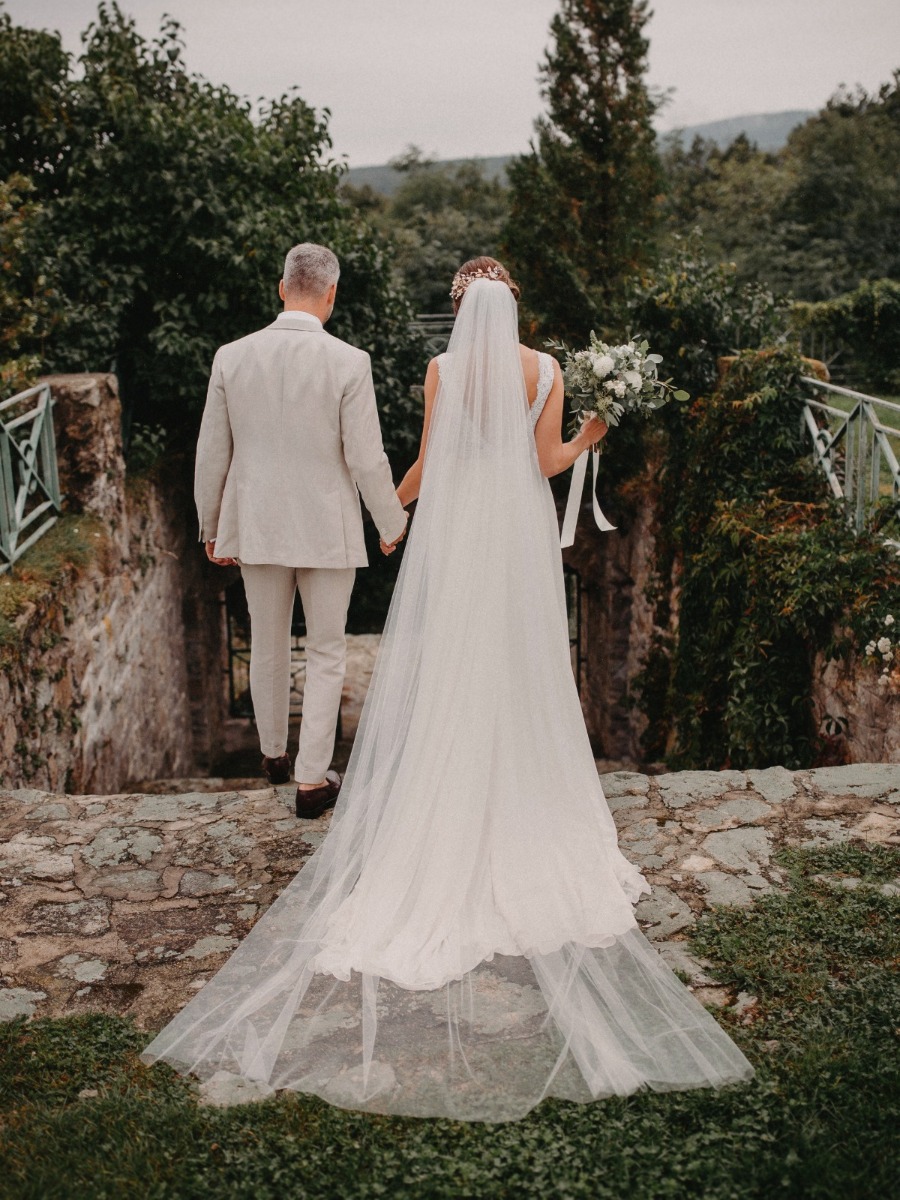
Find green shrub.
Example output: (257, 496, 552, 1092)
(627, 237, 790, 400)
(792, 277, 900, 392)
(0, 174, 48, 398)
(633, 347, 900, 768)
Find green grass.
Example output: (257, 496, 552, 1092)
(0, 513, 106, 660)
(1, 844, 897, 1200)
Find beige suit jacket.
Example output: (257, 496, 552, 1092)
(194, 316, 408, 567)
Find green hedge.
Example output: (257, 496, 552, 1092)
(792, 278, 900, 393)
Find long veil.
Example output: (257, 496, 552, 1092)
(140, 280, 753, 1121)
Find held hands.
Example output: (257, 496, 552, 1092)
(205, 540, 237, 567)
(380, 517, 408, 556)
(579, 415, 608, 450)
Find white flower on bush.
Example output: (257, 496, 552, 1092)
(865, 641, 876, 656)
(591, 353, 615, 379)
(877, 636, 892, 654)
(877, 674, 889, 688)
(886, 614, 895, 626)
(883, 650, 895, 663)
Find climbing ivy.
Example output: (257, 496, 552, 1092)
(634, 347, 900, 769)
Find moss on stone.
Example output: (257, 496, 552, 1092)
(0, 514, 107, 660)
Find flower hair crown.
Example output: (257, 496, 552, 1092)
(449, 265, 504, 302)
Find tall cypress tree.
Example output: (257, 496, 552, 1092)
(505, 0, 662, 343)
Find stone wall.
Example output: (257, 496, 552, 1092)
(0, 375, 228, 793)
(565, 458, 899, 768)
(812, 649, 900, 763)
(564, 460, 666, 766)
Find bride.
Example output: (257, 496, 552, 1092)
(141, 257, 753, 1121)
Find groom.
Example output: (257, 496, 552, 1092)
(194, 242, 408, 817)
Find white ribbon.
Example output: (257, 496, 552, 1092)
(560, 448, 617, 548)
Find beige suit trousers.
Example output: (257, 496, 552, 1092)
(241, 564, 356, 784)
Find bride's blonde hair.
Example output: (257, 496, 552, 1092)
(450, 256, 521, 314)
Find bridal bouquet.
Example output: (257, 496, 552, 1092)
(547, 335, 689, 546)
(547, 334, 690, 441)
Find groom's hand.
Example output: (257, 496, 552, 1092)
(380, 523, 407, 556)
(205, 539, 237, 567)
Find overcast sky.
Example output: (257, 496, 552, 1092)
(6, 0, 900, 166)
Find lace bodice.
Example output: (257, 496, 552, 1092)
(530, 352, 555, 428)
(436, 351, 554, 430)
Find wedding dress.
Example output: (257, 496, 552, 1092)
(141, 280, 753, 1121)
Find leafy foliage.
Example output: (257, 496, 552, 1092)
(792, 277, 900, 392)
(126, 423, 169, 474)
(632, 346, 900, 768)
(0, 174, 49, 397)
(660, 73, 900, 304)
(345, 148, 509, 314)
(0, 3, 425, 465)
(1, 843, 896, 1199)
(627, 235, 790, 399)
(504, 0, 663, 344)
(692, 841, 899, 1068)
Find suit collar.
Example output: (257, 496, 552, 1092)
(266, 316, 324, 332)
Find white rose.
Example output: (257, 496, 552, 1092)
(886, 614, 895, 626)
(877, 636, 892, 654)
(623, 370, 643, 390)
(591, 353, 615, 379)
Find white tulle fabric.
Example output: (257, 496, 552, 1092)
(140, 281, 753, 1121)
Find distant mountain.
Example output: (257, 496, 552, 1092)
(345, 155, 510, 198)
(344, 111, 814, 196)
(659, 109, 815, 153)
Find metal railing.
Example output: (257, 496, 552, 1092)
(409, 313, 455, 357)
(801, 376, 900, 544)
(0, 383, 62, 573)
(795, 332, 855, 387)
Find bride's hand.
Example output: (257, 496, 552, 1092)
(580, 415, 608, 448)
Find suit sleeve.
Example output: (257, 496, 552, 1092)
(194, 350, 233, 542)
(340, 353, 408, 545)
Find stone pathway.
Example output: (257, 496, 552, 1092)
(1, 764, 897, 1030)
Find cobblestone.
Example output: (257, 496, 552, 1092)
(0, 762, 897, 1027)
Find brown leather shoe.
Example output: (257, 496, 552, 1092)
(261, 753, 292, 785)
(295, 770, 342, 819)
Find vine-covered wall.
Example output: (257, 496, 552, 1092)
(602, 347, 900, 769)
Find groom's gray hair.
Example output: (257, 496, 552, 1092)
(283, 243, 340, 298)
